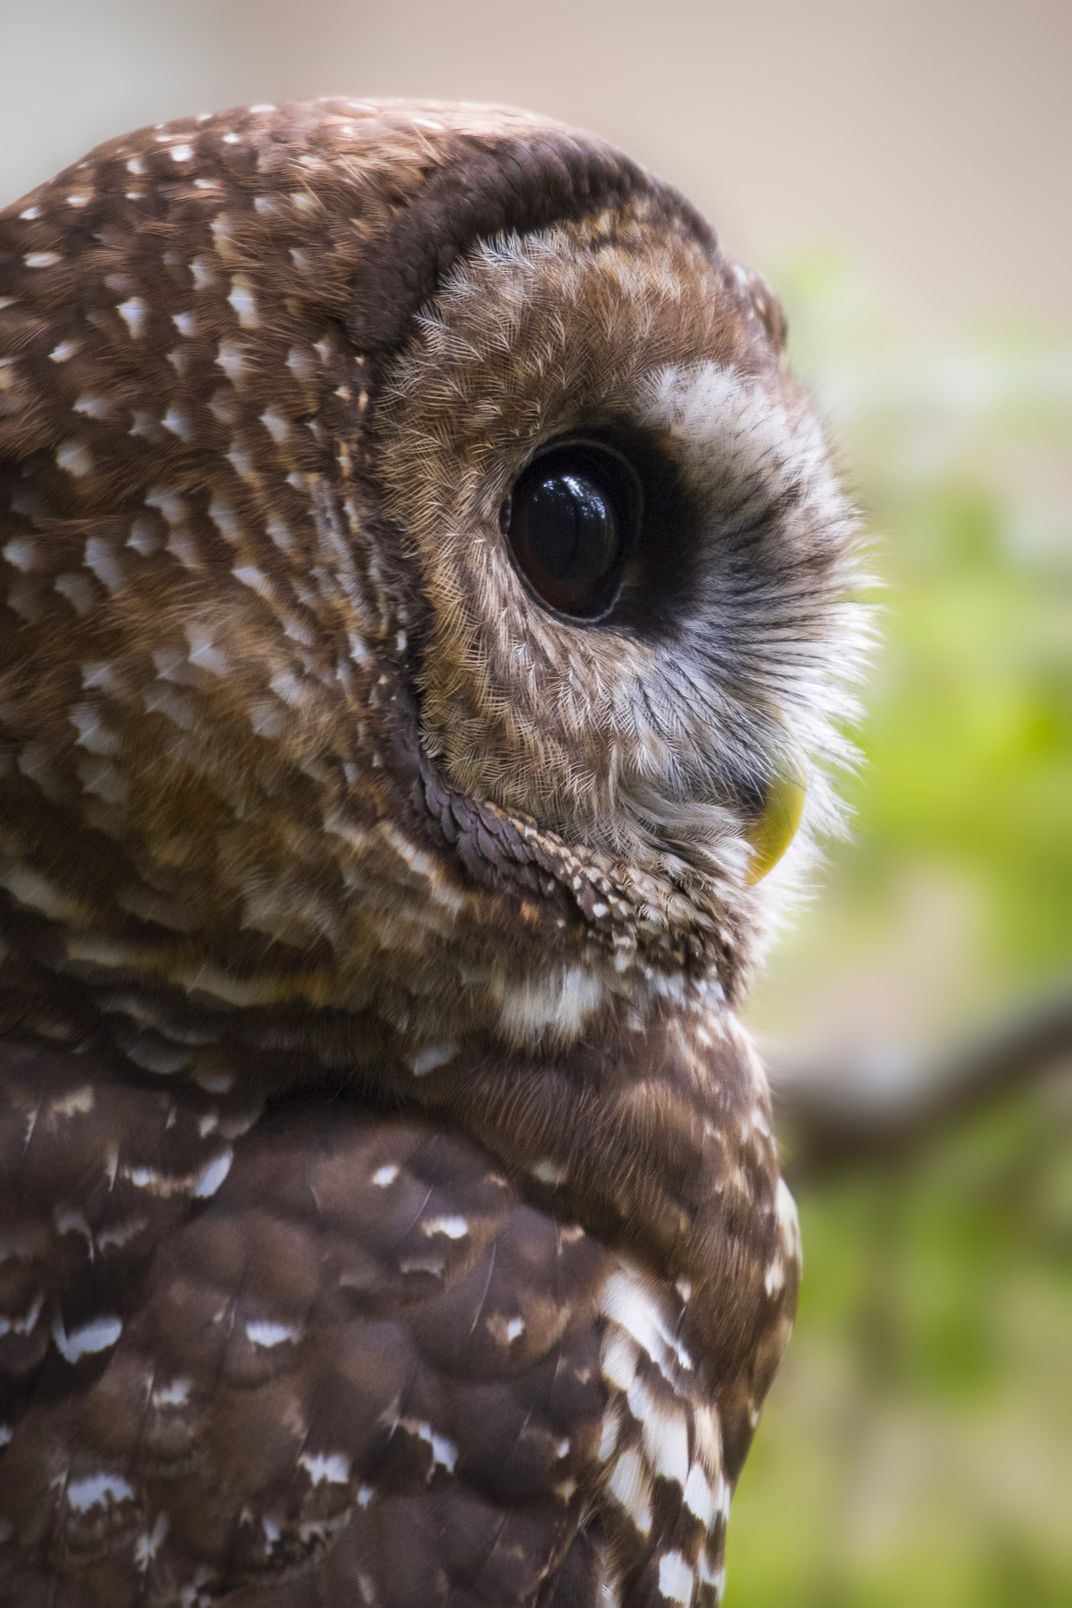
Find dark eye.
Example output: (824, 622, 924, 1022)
(500, 439, 642, 621)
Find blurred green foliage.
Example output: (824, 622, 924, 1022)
(730, 258, 1072, 1605)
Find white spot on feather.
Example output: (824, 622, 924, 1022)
(683, 1462, 716, 1525)
(207, 493, 240, 542)
(66, 1472, 134, 1512)
(96, 1216, 147, 1251)
(246, 1318, 298, 1348)
(300, 1451, 351, 1486)
(228, 275, 258, 328)
(493, 964, 604, 1043)
(162, 405, 193, 441)
(117, 296, 147, 337)
(657, 1551, 695, 1604)
(504, 1316, 525, 1342)
(266, 514, 293, 551)
(597, 1401, 623, 1462)
(227, 441, 255, 479)
(53, 1206, 93, 1246)
(216, 338, 244, 383)
(55, 572, 95, 615)
(641, 1401, 690, 1489)
(607, 1447, 652, 1536)
(73, 394, 110, 419)
(420, 1215, 468, 1241)
(530, 1157, 568, 1186)
(601, 1266, 694, 1377)
(70, 703, 118, 755)
(260, 405, 289, 443)
(765, 1255, 786, 1297)
(395, 1419, 458, 1475)
(232, 564, 272, 600)
(85, 536, 124, 591)
(56, 439, 92, 478)
(0, 866, 79, 920)
(52, 1312, 122, 1362)
(409, 1042, 457, 1077)
(134, 1513, 169, 1570)
(2, 536, 35, 569)
(286, 344, 313, 383)
(184, 623, 230, 675)
(0, 1295, 43, 1337)
(194, 1149, 232, 1197)
(150, 1377, 191, 1407)
(776, 1175, 800, 1239)
(249, 701, 282, 738)
(49, 1085, 95, 1118)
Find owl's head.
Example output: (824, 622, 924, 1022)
(0, 101, 865, 1058)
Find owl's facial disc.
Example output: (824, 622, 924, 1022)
(379, 210, 863, 945)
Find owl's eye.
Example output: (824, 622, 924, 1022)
(501, 440, 641, 621)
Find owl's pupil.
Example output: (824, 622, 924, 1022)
(503, 441, 639, 621)
(524, 472, 615, 581)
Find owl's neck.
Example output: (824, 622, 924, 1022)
(0, 891, 723, 1092)
(0, 693, 755, 1084)
(0, 917, 795, 1467)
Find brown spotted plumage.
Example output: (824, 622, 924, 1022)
(0, 100, 863, 1605)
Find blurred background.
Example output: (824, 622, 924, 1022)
(4, 3, 1069, 1602)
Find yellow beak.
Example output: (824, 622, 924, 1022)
(745, 775, 806, 885)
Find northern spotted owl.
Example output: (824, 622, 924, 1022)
(0, 101, 862, 1606)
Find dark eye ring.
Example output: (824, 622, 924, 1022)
(500, 438, 642, 622)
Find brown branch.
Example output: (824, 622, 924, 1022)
(772, 985, 1072, 1186)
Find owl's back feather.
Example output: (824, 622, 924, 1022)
(0, 1028, 787, 1606)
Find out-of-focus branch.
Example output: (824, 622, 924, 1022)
(773, 986, 1072, 1186)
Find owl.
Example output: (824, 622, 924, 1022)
(0, 100, 862, 1606)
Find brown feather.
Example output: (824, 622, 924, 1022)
(0, 99, 860, 1604)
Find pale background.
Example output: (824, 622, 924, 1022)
(3, 0, 1070, 334)
(3, 5, 1070, 1606)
